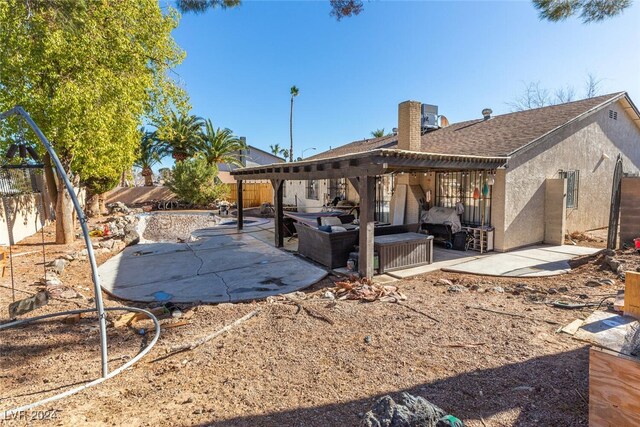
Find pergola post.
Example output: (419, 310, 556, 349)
(237, 179, 243, 231)
(271, 179, 284, 248)
(358, 175, 375, 278)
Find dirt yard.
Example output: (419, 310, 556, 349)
(1, 219, 638, 426)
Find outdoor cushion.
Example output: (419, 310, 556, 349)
(331, 226, 347, 232)
(318, 225, 333, 232)
(320, 216, 343, 226)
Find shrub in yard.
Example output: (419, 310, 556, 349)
(167, 157, 228, 205)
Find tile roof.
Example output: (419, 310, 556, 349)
(308, 92, 625, 160)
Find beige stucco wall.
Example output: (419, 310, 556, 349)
(499, 100, 640, 251)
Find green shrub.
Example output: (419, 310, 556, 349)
(167, 157, 228, 205)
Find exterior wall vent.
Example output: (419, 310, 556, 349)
(609, 109, 618, 120)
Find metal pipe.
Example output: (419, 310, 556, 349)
(1, 106, 109, 377)
(0, 306, 160, 417)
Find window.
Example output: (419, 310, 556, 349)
(375, 175, 394, 223)
(435, 171, 492, 226)
(560, 170, 579, 208)
(328, 178, 345, 202)
(609, 109, 618, 120)
(306, 179, 319, 200)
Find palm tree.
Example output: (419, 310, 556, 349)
(154, 111, 204, 162)
(371, 128, 385, 138)
(134, 130, 162, 186)
(199, 119, 247, 167)
(269, 144, 282, 157)
(289, 85, 299, 162)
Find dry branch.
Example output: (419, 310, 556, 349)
(164, 308, 261, 355)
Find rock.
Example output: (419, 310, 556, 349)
(364, 335, 372, 344)
(470, 284, 481, 291)
(112, 240, 126, 252)
(490, 286, 504, 293)
(361, 393, 447, 427)
(42, 275, 62, 287)
(323, 291, 335, 300)
(586, 279, 603, 287)
(447, 285, 468, 293)
(123, 224, 140, 246)
(603, 249, 616, 257)
(98, 239, 116, 250)
(61, 253, 75, 261)
(558, 286, 569, 293)
(46, 258, 68, 275)
(548, 288, 558, 295)
(435, 279, 454, 287)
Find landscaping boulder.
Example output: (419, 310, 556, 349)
(361, 393, 449, 427)
(123, 223, 140, 246)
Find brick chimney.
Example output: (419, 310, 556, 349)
(397, 100, 422, 152)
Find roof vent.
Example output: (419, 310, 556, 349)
(482, 108, 492, 120)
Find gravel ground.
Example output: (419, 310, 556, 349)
(1, 218, 638, 426)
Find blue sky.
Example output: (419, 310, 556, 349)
(159, 0, 640, 167)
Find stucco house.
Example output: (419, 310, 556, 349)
(278, 92, 640, 252)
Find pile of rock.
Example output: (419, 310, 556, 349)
(107, 201, 131, 215)
(40, 272, 83, 300)
(361, 393, 463, 427)
(105, 215, 140, 246)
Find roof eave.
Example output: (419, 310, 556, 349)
(507, 91, 628, 158)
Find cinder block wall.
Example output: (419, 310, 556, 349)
(0, 194, 46, 245)
(620, 177, 640, 246)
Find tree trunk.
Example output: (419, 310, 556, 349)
(289, 96, 294, 162)
(143, 167, 153, 186)
(98, 193, 107, 215)
(86, 192, 100, 218)
(55, 174, 75, 244)
(43, 153, 58, 220)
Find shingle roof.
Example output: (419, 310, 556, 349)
(308, 92, 626, 160)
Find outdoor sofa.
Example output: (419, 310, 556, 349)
(294, 222, 420, 269)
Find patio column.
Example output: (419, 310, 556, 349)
(237, 179, 243, 231)
(272, 179, 284, 248)
(358, 175, 375, 278)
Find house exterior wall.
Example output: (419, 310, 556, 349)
(498, 100, 640, 251)
(282, 178, 361, 212)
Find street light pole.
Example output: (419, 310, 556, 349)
(301, 147, 316, 159)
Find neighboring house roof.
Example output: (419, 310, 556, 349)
(309, 92, 632, 160)
(217, 171, 236, 184)
(219, 145, 284, 171)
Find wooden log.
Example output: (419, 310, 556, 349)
(589, 346, 640, 426)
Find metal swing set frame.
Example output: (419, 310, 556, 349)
(0, 107, 160, 417)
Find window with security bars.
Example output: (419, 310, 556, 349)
(560, 170, 579, 208)
(306, 179, 319, 200)
(434, 171, 492, 226)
